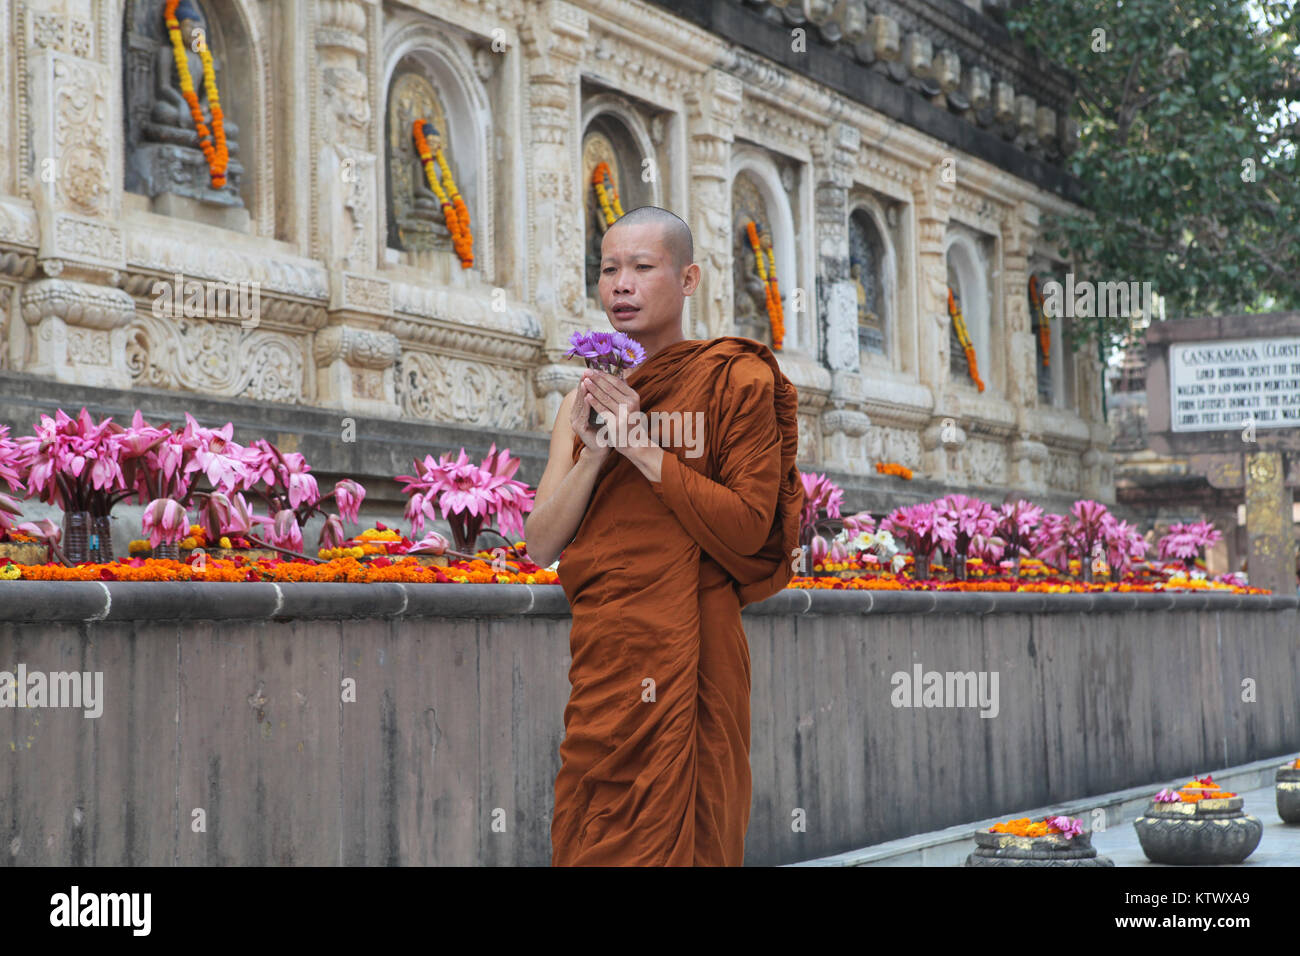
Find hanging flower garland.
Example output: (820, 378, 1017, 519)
(412, 120, 474, 269)
(746, 220, 785, 351)
(591, 161, 625, 229)
(947, 286, 984, 392)
(164, 0, 228, 189)
(1029, 274, 1050, 368)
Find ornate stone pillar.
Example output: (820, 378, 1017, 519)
(813, 121, 860, 376)
(522, 0, 589, 427)
(1004, 201, 1048, 491)
(685, 69, 741, 340)
(311, 0, 398, 415)
(1245, 451, 1297, 596)
(22, 7, 134, 388)
(911, 158, 958, 479)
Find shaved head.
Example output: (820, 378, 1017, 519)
(608, 205, 694, 272)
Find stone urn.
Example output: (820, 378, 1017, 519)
(1277, 765, 1300, 824)
(1133, 795, 1262, 864)
(964, 828, 1114, 867)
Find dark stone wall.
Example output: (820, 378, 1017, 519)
(0, 583, 1294, 866)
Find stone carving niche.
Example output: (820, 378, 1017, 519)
(123, 0, 249, 229)
(848, 207, 888, 358)
(581, 110, 654, 302)
(730, 158, 797, 351)
(386, 66, 454, 257)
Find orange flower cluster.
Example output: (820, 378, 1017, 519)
(947, 286, 984, 391)
(990, 818, 1064, 838)
(1029, 274, 1050, 368)
(875, 462, 914, 480)
(164, 0, 228, 188)
(1175, 776, 1237, 801)
(2, 532, 36, 543)
(413, 120, 473, 268)
(746, 220, 784, 350)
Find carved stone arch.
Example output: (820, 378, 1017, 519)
(944, 228, 993, 390)
(846, 197, 897, 363)
(580, 95, 661, 302)
(121, 0, 272, 234)
(381, 19, 494, 281)
(729, 145, 799, 351)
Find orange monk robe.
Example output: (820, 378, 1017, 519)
(551, 336, 803, 866)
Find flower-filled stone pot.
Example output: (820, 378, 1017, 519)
(1133, 777, 1262, 865)
(964, 816, 1113, 867)
(1277, 761, 1300, 824)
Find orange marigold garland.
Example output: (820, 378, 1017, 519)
(164, 0, 228, 188)
(591, 161, 625, 228)
(947, 286, 984, 391)
(413, 120, 474, 268)
(875, 462, 913, 480)
(1029, 274, 1050, 368)
(746, 219, 785, 350)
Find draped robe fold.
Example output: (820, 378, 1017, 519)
(551, 336, 803, 866)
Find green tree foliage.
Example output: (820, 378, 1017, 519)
(1007, 0, 1299, 340)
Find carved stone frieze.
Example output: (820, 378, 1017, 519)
(19, 277, 135, 387)
(396, 349, 528, 430)
(125, 308, 307, 404)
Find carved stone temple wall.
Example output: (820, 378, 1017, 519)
(0, 0, 1113, 512)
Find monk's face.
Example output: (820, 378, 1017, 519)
(598, 222, 695, 336)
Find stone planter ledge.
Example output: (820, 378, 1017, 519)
(0, 581, 1295, 623)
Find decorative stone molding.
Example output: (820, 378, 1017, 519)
(314, 325, 401, 415)
(1009, 437, 1049, 493)
(20, 278, 135, 387)
(821, 407, 872, 472)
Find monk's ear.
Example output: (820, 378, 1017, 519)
(681, 262, 701, 297)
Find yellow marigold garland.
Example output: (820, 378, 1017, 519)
(164, 0, 228, 188)
(1029, 274, 1050, 368)
(592, 161, 625, 229)
(746, 219, 785, 350)
(947, 286, 984, 391)
(413, 120, 474, 268)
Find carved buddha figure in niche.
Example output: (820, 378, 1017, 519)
(388, 69, 455, 252)
(127, 0, 243, 205)
(731, 171, 775, 347)
(582, 130, 624, 299)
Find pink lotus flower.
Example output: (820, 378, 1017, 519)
(1154, 788, 1181, 803)
(810, 534, 829, 565)
(1103, 518, 1148, 575)
(0, 491, 22, 538)
(0, 424, 25, 493)
(397, 443, 535, 549)
(882, 501, 957, 560)
(938, 494, 998, 561)
(410, 530, 450, 555)
(1047, 815, 1084, 838)
(1030, 512, 1073, 571)
(269, 508, 304, 552)
(141, 497, 188, 548)
(333, 480, 365, 525)
(1157, 521, 1222, 565)
(318, 514, 346, 551)
(841, 511, 876, 537)
(181, 414, 249, 494)
(1069, 499, 1112, 566)
(15, 519, 61, 546)
(800, 472, 844, 528)
(197, 491, 255, 540)
(996, 500, 1043, 559)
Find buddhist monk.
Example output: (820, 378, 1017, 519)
(525, 205, 803, 866)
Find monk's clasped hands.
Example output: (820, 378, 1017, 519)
(579, 368, 665, 482)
